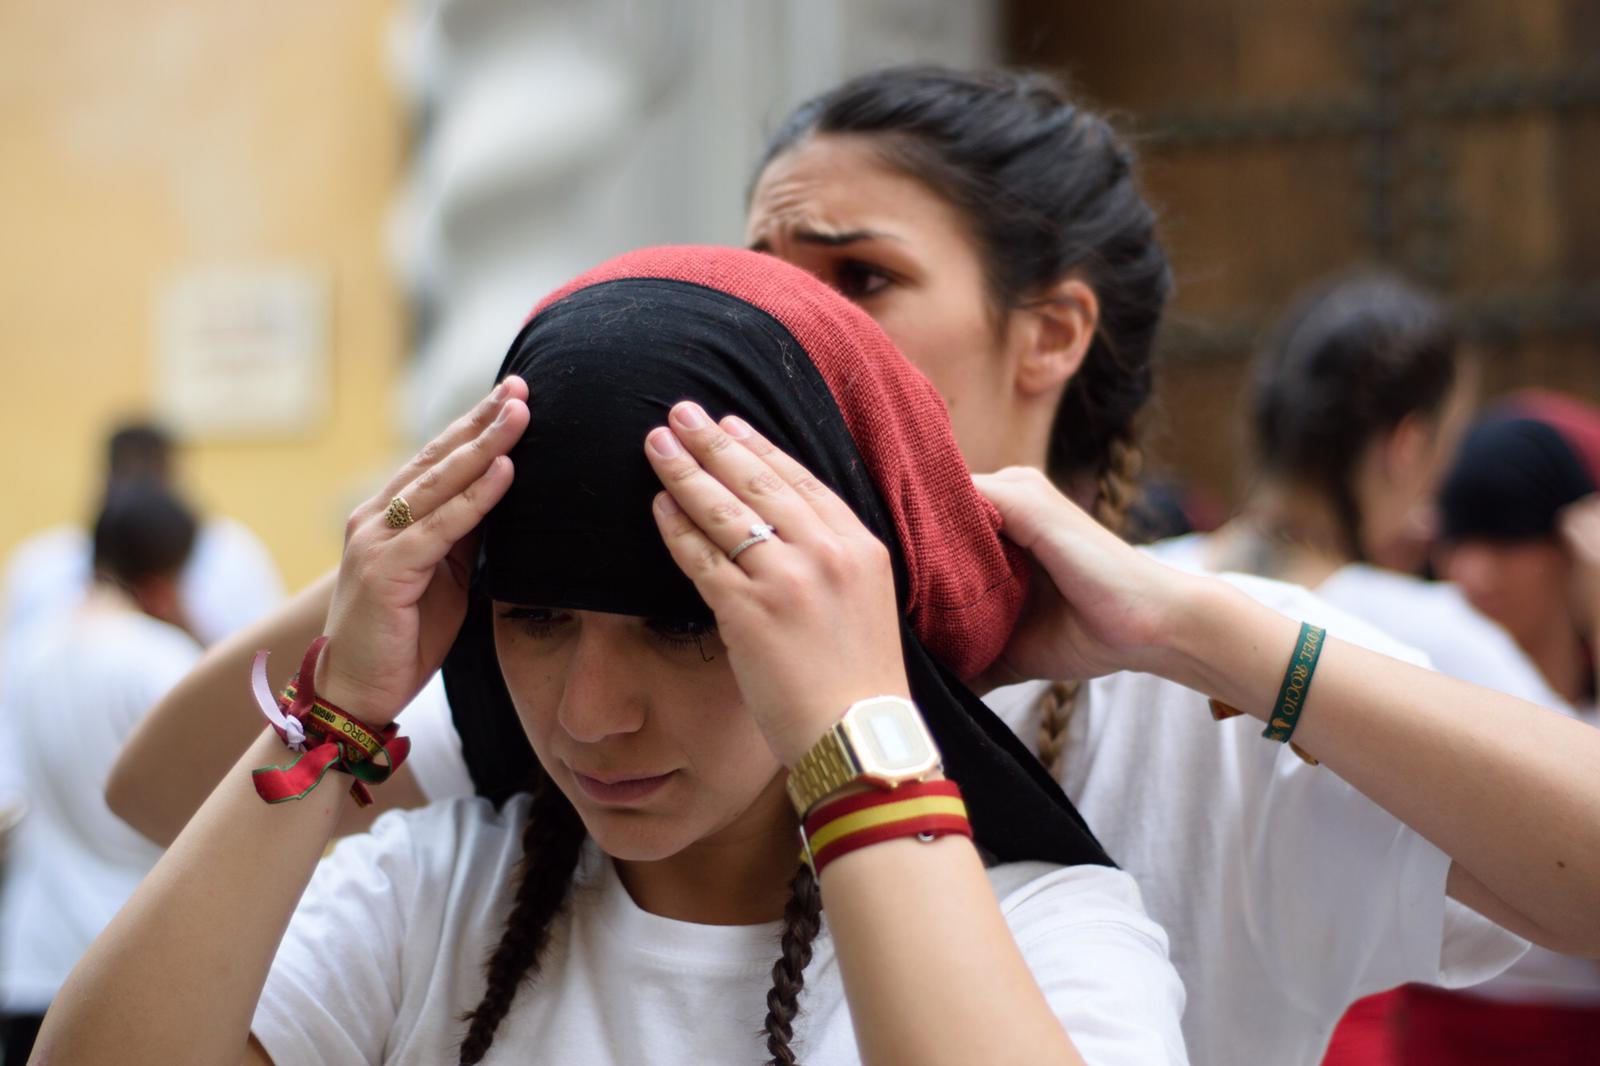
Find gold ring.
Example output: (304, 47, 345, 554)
(385, 495, 415, 529)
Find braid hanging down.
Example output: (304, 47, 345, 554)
(1034, 428, 1142, 775)
(761, 864, 824, 1066)
(458, 776, 587, 1066)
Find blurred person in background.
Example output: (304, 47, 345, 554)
(1149, 273, 1599, 1064)
(0, 421, 283, 656)
(107, 66, 1600, 1066)
(0, 482, 203, 1062)
(1403, 391, 1600, 1064)
(1440, 391, 1600, 722)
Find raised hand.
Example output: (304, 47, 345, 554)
(315, 378, 530, 724)
(644, 402, 911, 766)
(971, 466, 1207, 689)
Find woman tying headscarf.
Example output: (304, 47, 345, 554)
(38, 247, 1187, 1065)
(109, 65, 1600, 1066)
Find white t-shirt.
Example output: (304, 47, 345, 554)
(987, 569, 1529, 1066)
(1149, 534, 1568, 710)
(1151, 535, 1600, 1009)
(332, 568, 1527, 1066)
(398, 674, 475, 802)
(0, 607, 201, 1012)
(253, 797, 1189, 1065)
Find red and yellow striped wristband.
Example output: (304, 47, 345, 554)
(799, 779, 971, 876)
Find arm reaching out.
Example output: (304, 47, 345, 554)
(976, 466, 1600, 958)
(104, 570, 427, 847)
(37, 380, 529, 1065)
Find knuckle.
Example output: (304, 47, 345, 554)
(704, 432, 734, 455)
(793, 474, 826, 498)
(694, 543, 725, 575)
(667, 462, 700, 486)
(659, 511, 698, 538)
(746, 469, 786, 497)
(709, 499, 745, 525)
(413, 468, 442, 497)
(414, 439, 447, 469)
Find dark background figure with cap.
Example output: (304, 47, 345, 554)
(0, 482, 203, 1063)
(1439, 391, 1600, 722)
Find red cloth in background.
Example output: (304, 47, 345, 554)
(1322, 990, 1402, 1066)
(1396, 984, 1600, 1065)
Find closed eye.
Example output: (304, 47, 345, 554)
(496, 605, 571, 639)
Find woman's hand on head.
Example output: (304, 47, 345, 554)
(645, 402, 911, 767)
(316, 378, 530, 725)
(972, 467, 1208, 689)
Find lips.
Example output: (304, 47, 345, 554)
(570, 768, 676, 805)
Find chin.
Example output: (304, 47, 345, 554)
(573, 806, 699, 863)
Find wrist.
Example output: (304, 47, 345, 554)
(311, 642, 400, 729)
(768, 681, 914, 769)
(1146, 577, 1262, 695)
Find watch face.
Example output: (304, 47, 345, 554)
(851, 698, 936, 774)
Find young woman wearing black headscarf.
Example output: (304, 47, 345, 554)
(39, 247, 1187, 1066)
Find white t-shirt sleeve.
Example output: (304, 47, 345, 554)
(252, 808, 425, 1064)
(397, 674, 475, 803)
(1202, 576, 1526, 1004)
(996, 864, 1189, 1065)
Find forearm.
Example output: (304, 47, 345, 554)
(1172, 581, 1600, 955)
(821, 836, 1085, 1066)
(107, 571, 426, 844)
(37, 730, 342, 1065)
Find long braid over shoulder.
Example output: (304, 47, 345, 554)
(761, 863, 824, 1065)
(458, 776, 587, 1065)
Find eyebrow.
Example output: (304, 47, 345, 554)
(748, 226, 903, 252)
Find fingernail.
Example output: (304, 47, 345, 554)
(489, 381, 506, 403)
(672, 402, 708, 429)
(648, 428, 683, 458)
(655, 491, 680, 515)
(492, 403, 511, 427)
(723, 415, 753, 439)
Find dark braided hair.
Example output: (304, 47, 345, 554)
(761, 864, 824, 1065)
(1249, 271, 1458, 561)
(459, 778, 826, 1064)
(457, 775, 586, 1065)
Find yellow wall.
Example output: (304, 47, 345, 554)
(0, 2, 404, 591)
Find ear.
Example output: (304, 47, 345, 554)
(1014, 277, 1099, 398)
(1381, 411, 1433, 482)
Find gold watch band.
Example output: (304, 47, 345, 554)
(786, 726, 858, 815)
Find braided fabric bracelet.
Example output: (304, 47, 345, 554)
(1207, 620, 1328, 766)
(799, 779, 971, 876)
(250, 637, 410, 807)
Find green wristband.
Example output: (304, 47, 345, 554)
(1262, 623, 1326, 744)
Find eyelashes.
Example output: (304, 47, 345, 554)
(495, 606, 718, 660)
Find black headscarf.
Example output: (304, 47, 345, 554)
(443, 246, 1111, 870)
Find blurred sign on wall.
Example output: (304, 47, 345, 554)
(155, 266, 330, 438)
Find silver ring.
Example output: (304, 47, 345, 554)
(727, 523, 777, 563)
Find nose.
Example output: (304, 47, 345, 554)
(555, 619, 648, 744)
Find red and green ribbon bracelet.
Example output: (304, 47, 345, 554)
(249, 636, 410, 807)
